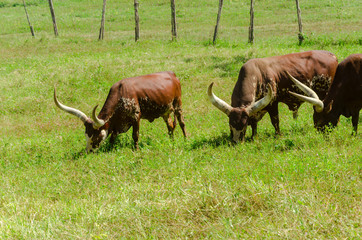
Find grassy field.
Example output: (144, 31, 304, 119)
(0, 0, 361, 239)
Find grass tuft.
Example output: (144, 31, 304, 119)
(0, 0, 361, 238)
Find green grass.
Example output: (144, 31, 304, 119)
(0, 0, 361, 239)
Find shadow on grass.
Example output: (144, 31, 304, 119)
(210, 55, 252, 78)
(98, 135, 135, 152)
(69, 150, 86, 161)
(67, 135, 136, 160)
(189, 133, 254, 150)
(98, 135, 156, 152)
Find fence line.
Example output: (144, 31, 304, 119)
(47, 0, 58, 36)
(98, 0, 107, 40)
(20, 1, 309, 45)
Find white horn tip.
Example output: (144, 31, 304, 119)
(92, 104, 105, 129)
(208, 82, 214, 95)
(93, 104, 99, 112)
(53, 87, 61, 106)
(286, 71, 293, 79)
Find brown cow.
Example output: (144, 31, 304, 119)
(208, 50, 338, 142)
(288, 53, 362, 134)
(54, 71, 187, 152)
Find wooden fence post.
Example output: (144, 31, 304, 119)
(248, 0, 254, 44)
(47, 0, 58, 36)
(99, 0, 107, 40)
(213, 0, 223, 45)
(295, 0, 304, 44)
(22, 0, 35, 37)
(170, 0, 177, 40)
(134, 0, 140, 42)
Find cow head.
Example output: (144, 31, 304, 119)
(54, 88, 108, 152)
(286, 72, 338, 131)
(208, 83, 273, 143)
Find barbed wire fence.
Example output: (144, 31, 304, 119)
(21, 0, 304, 44)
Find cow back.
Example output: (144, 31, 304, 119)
(231, 50, 338, 109)
(98, 71, 181, 122)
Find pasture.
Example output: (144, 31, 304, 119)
(0, 0, 361, 238)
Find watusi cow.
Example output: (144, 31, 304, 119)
(208, 50, 338, 143)
(288, 53, 362, 134)
(54, 71, 187, 152)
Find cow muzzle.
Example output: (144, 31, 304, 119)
(230, 126, 245, 144)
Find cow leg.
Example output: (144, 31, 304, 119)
(110, 132, 118, 145)
(351, 111, 359, 135)
(132, 120, 140, 150)
(288, 103, 301, 120)
(175, 109, 187, 138)
(163, 114, 176, 138)
(250, 119, 258, 140)
(292, 110, 299, 119)
(268, 102, 280, 135)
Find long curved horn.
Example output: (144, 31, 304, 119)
(247, 83, 273, 116)
(91, 105, 105, 129)
(286, 72, 324, 112)
(54, 87, 88, 123)
(208, 82, 232, 116)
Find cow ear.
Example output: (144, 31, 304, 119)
(324, 100, 333, 113)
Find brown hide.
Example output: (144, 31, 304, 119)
(55, 71, 186, 152)
(315, 54, 362, 133)
(232, 50, 338, 110)
(225, 50, 338, 142)
(95, 71, 186, 149)
(98, 71, 181, 121)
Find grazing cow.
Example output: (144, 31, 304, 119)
(288, 53, 362, 134)
(54, 71, 187, 152)
(208, 50, 338, 143)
